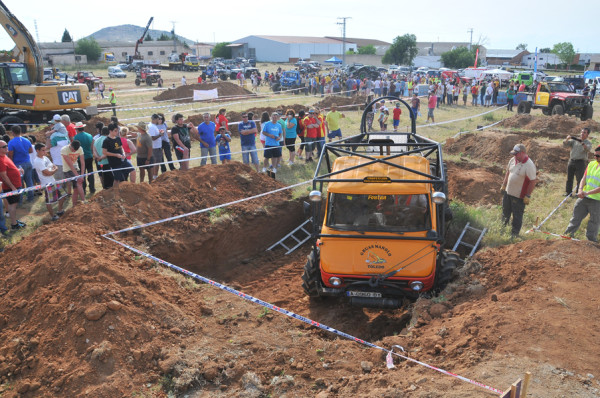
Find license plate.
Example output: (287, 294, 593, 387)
(347, 291, 382, 298)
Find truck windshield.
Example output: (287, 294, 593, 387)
(549, 83, 574, 93)
(326, 193, 431, 233)
(9, 66, 30, 85)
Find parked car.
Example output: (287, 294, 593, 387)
(57, 72, 75, 83)
(108, 66, 127, 78)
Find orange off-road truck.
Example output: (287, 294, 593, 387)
(302, 96, 460, 308)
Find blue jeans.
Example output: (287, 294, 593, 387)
(241, 144, 259, 164)
(316, 137, 325, 156)
(0, 197, 7, 234)
(17, 161, 34, 202)
(200, 146, 217, 165)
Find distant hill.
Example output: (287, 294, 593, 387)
(88, 24, 194, 44)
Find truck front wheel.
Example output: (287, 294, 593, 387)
(434, 251, 460, 292)
(301, 248, 322, 297)
(551, 103, 564, 115)
(581, 104, 593, 121)
(517, 101, 531, 114)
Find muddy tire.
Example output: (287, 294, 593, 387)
(301, 248, 321, 297)
(135, 78, 141, 86)
(542, 108, 551, 116)
(581, 104, 593, 121)
(272, 83, 281, 93)
(551, 103, 564, 115)
(434, 251, 460, 292)
(517, 101, 531, 114)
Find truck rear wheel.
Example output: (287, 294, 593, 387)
(434, 251, 460, 292)
(581, 104, 593, 121)
(517, 101, 531, 114)
(551, 103, 564, 115)
(301, 248, 321, 297)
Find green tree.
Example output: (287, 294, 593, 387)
(552, 42, 576, 66)
(61, 29, 72, 43)
(212, 42, 232, 59)
(539, 48, 551, 53)
(358, 45, 376, 55)
(440, 46, 479, 68)
(382, 34, 418, 65)
(157, 33, 171, 41)
(515, 43, 527, 51)
(145, 33, 153, 41)
(74, 37, 101, 62)
(345, 49, 355, 55)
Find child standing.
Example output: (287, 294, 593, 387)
(215, 127, 231, 164)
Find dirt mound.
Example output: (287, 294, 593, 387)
(153, 82, 254, 103)
(314, 94, 368, 111)
(445, 130, 569, 174)
(500, 114, 600, 136)
(446, 160, 505, 205)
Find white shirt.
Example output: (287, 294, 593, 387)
(33, 156, 56, 186)
(148, 123, 162, 149)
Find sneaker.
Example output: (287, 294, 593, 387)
(51, 215, 59, 221)
(288, 161, 294, 165)
(11, 223, 24, 230)
(268, 165, 273, 170)
(16, 220, 26, 227)
(261, 167, 267, 173)
(297, 155, 304, 160)
(56, 210, 65, 217)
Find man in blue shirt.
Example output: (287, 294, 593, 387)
(192, 113, 217, 165)
(238, 112, 259, 172)
(262, 113, 283, 175)
(7, 125, 34, 202)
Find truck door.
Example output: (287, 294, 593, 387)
(536, 84, 550, 107)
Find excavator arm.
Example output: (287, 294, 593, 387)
(134, 17, 154, 58)
(0, 0, 44, 84)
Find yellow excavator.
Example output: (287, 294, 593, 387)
(0, 0, 97, 133)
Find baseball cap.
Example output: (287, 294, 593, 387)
(137, 121, 148, 131)
(510, 144, 526, 155)
(52, 114, 61, 123)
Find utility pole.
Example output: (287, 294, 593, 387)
(337, 17, 351, 66)
(170, 21, 177, 53)
(467, 28, 473, 51)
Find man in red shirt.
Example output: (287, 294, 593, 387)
(392, 103, 402, 131)
(0, 140, 26, 230)
(426, 93, 438, 123)
(63, 115, 77, 141)
(304, 109, 319, 162)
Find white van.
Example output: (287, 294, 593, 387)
(108, 66, 126, 78)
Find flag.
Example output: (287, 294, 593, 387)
(474, 48, 479, 68)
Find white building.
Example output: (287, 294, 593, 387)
(230, 35, 357, 62)
(521, 52, 560, 69)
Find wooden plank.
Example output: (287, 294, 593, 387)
(522, 372, 532, 397)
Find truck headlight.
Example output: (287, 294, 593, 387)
(410, 281, 424, 291)
(432, 192, 446, 204)
(329, 277, 342, 287)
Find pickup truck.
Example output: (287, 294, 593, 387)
(517, 81, 593, 121)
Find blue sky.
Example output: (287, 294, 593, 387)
(2, 0, 599, 53)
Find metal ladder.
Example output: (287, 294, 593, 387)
(452, 222, 487, 258)
(267, 218, 313, 255)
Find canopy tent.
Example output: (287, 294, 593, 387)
(324, 56, 343, 64)
(480, 69, 513, 81)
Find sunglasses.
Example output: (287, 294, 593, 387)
(595, 154, 600, 158)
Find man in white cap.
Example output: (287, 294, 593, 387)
(500, 143, 537, 237)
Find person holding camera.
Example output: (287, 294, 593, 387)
(564, 128, 592, 197)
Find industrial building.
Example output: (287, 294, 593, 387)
(229, 35, 357, 63)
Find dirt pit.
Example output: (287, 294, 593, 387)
(446, 160, 505, 205)
(445, 130, 569, 174)
(1, 162, 600, 396)
(499, 113, 600, 136)
(153, 82, 254, 103)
